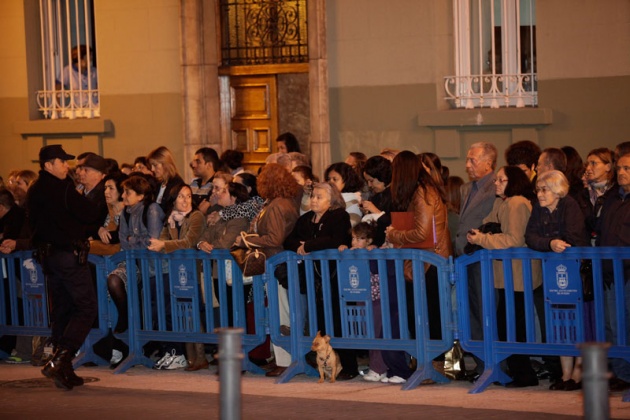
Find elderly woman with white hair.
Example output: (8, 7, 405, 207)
(280, 182, 355, 379)
(525, 170, 588, 391)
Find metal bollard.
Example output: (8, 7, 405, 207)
(580, 342, 610, 420)
(217, 327, 244, 420)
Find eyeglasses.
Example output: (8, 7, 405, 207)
(493, 178, 508, 184)
(616, 166, 630, 173)
(535, 186, 551, 193)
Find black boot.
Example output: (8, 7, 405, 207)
(41, 348, 76, 390)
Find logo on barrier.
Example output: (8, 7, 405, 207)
(545, 259, 580, 303)
(556, 264, 568, 289)
(339, 259, 370, 301)
(22, 258, 44, 290)
(349, 266, 359, 288)
(178, 264, 188, 286)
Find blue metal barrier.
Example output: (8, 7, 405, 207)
(0, 251, 110, 367)
(0, 250, 268, 375)
(2, 246, 630, 400)
(0, 251, 50, 360)
(74, 254, 114, 367)
(265, 248, 455, 390)
(113, 249, 267, 374)
(456, 247, 630, 395)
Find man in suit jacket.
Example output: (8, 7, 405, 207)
(456, 142, 497, 348)
(456, 142, 498, 256)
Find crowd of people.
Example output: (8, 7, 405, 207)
(1, 134, 630, 393)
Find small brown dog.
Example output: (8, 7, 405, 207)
(311, 331, 342, 383)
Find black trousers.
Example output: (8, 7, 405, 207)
(43, 249, 97, 352)
(496, 288, 538, 382)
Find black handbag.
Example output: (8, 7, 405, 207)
(230, 232, 266, 277)
(463, 222, 502, 255)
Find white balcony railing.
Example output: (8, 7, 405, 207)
(37, 89, 100, 119)
(444, 72, 537, 109)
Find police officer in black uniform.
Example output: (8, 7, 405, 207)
(28, 145, 100, 390)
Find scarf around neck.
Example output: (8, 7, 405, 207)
(168, 209, 191, 229)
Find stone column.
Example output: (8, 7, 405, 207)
(180, 0, 222, 182)
(308, 0, 331, 179)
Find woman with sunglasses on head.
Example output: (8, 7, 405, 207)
(467, 165, 540, 388)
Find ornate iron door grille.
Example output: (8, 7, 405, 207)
(220, 0, 308, 66)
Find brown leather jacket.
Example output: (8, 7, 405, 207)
(244, 197, 299, 258)
(387, 185, 453, 260)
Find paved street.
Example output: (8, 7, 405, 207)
(1, 363, 630, 419)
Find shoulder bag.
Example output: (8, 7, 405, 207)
(230, 231, 267, 277)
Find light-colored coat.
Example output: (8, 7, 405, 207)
(474, 196, 542, 291)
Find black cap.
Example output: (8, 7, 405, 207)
(39, 145, 75, 162)
(80, 154, 108, 174)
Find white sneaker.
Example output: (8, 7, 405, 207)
(110, 349, 123, 365)
(153, 350, 175, 370)
(381, 375, 407, 384)
(363, 369, 387, 382)
(163, 354, 188, 370)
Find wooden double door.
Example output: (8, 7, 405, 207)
(227, 75, 278, 173)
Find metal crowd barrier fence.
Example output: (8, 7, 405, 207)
(265, 248, 455, 390)
(0, 252, 110, 367)
(456, 247, 630, 400)
(113, 249, 267, 374)
(1, 247, 629, 398)
(0, 249, 268, 375)
(0, 251, 50, 359)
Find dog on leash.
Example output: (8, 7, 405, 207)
(311, 331, 342, 383)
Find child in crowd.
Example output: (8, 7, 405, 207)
(338, 222, 387, 382)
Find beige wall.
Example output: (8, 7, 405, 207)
(1, 0, 630, 182)
(0, 2, 28, 98)
(538, 0, 630, 80)
(327, 0, 451, 88)
(327, 0, 630, 180)
(0, 0, 183, 178)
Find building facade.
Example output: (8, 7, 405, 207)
(1, 0, 629, 180)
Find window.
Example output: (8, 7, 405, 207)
(37, 0, 99, 119)
(220, 0, 308, 66)
(445, 0, 537, 109)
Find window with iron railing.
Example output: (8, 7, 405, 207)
(445, 0, 537, 109)
(37, 0, 99, 119)
(220, 0, 308, 66)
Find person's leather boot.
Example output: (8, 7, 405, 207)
(185, 342, 196, 367)
(185, 343, 209, 371)
(41, 348, 75, 390)
(64, 364, 85, 387)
